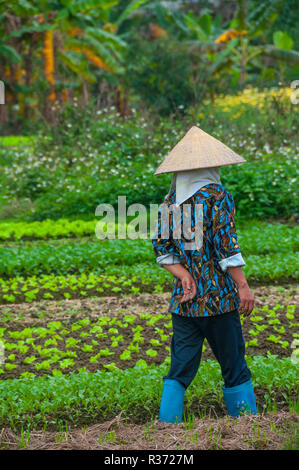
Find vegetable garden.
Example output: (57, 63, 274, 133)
(0, 205, 298, 449)
(0, 0, 298, 451)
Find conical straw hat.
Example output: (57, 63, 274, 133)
(154, 126, 246, 175)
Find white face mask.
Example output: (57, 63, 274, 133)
(171, 167, 221, 206)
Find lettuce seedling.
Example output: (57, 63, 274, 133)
(24, 356, 37, 364)
(266, 335, 281, 343)
(120, 350, 131, 360)
(273, 325, 285, 334)
(59, 358, 75, 369)
(81, 344, 93, 353)
(268, 319, 281, 325)
(103, 363, 119, 371)
(108, 328, 118, 335)
(5, 363, 17, 370)
(248, 329, 259, 337)
(65, 337, 80, 348)
(44, 338, 58, 346)
(127, 343, 139, 353)
(150, 339, 162, 347)
(35, 360, 51, 370)
(98, 348, 113, 357)
(146, 349, 158, 357)
(80, 332, 91, 338)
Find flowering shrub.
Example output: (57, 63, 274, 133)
(0, 87, 297, 220)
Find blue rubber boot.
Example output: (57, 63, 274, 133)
(159, 379, 185, 423)
(222, 379, 257, 417)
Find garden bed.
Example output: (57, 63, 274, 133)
(0, 286, 297, 380)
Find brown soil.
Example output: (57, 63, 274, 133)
(0, 411, 297, 450)
(1, 285, 297, 321)
(0, 285, 298, 380)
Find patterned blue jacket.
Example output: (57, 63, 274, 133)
(152, 183, 246, 317)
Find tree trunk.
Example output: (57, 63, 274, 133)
(116, 86, 131, 117)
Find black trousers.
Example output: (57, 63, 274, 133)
(164, 309, 251, 389)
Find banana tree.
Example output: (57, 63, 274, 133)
(172, 0, 299, 85)
(0, 0, 150, 120)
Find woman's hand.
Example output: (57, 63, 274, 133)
(227, 266, 254, 316)
(180, 273, 197, 303)
(160, 263, 197, 303)
(238, 283, 255, 316)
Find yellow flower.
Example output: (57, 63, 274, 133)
(215, 29, 240, 44)
(203, 86, 291, 115)
(43, 30, 55, 101)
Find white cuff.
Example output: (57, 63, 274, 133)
(219, 253, 246, 272)
(156, 253, 181, 266)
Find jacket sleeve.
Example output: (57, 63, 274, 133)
(212, 190, 246, 272)
(152, 202, 181, 267)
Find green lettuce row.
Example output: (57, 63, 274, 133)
(0, 219, 98, 241)
(0, 254, 298, 304)
(0, 217, 297, 246)
(0, 136, 36, 147)
(0, 227, 298, 279)
(0, 355, 297, 430)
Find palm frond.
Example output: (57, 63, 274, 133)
(248, 0, 284, 37)
(262, 45, 299, 64)
(58, 50, 97, 83)
(69, 0, 118, 15)
(114, 0, 149, 27)
(85, 26, 127, 49)
(0, 43, 21, 62)
(81, 34, 124, 72)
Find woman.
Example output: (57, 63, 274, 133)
(152, 126, 257, 423)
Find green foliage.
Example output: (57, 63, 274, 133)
(0, 93, 297, 221)
(0, 356, 296, 429)
(124, 37, 197, 116)
(273, 31, 294, 50)
(0, 246, 297, 304)
(0, 221, 297, 281)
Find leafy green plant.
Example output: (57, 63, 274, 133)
(59, 359, 75, 370)
(146, 349, 158, 358)
(120, 350, 132, 360)
(81, 344, 93, 353)
(0, 356, 297, 430)
(98, 348, 113, 358)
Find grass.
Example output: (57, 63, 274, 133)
(1, 409, 297, 450)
